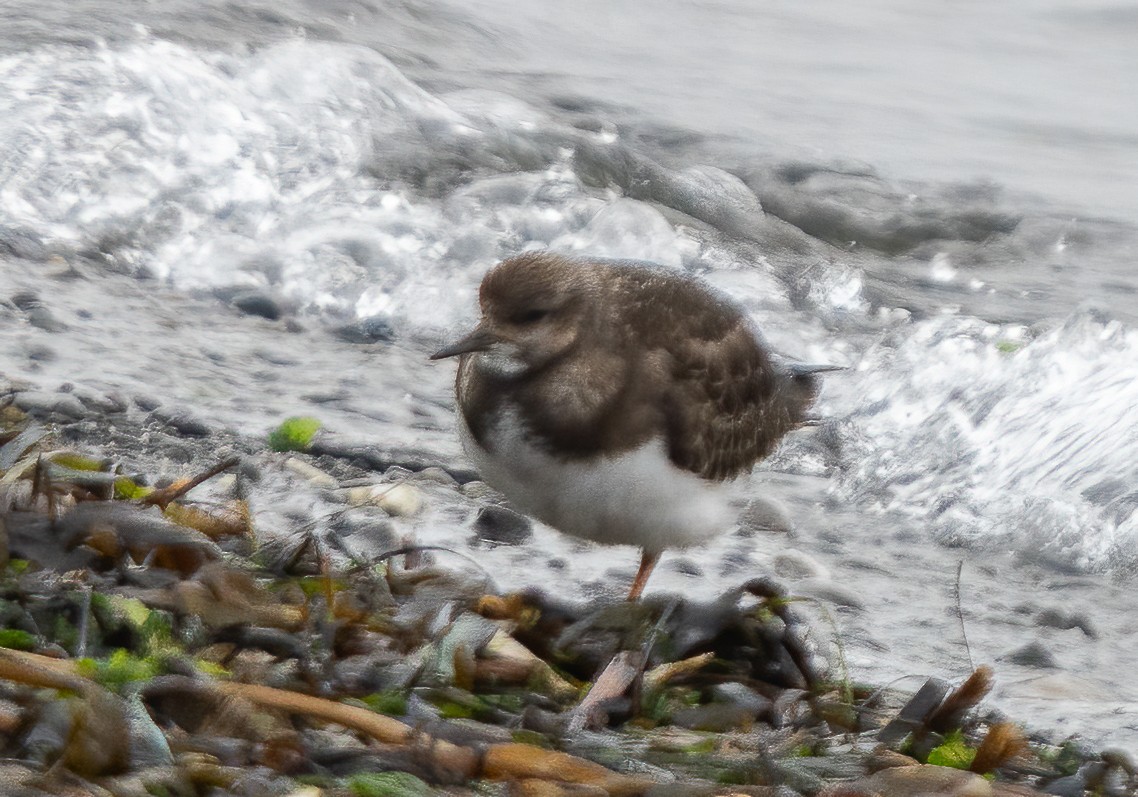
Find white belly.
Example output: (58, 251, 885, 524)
(460, 410, 736, 553)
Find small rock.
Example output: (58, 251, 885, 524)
(670, 702, 756, 733)
(462, 480, 502, 501)
(26, 306, 67, 332)
(1035, 608, 1097, 638)
(151, 408, 211, 438)
(13, 391, 85, 420)
(133, 394, 162, 412)
(285, 458, 338, 488)
(330, 510, 398, 561)
(669, 557, 703, 577)
(24, 343, 56, 362)
(708, 682, 773, 716)
(411, 466, 460, 488)
(334, 315, 396, 344)
(473, 505, 533, 545)
(773, 548, 830, 580)
(792, 577, 865, 610)
(1003, 641, 1057, 669)
(377, 483, 425, 518)
(738, 496, 795, 535)
(72, 388, 128, 414)
(10, 291, 40, 311)
(861, 763, 992, 796)
(0, 226, 49, 260)
(231, 290, 282, 320)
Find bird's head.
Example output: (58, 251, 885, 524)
(430, 253, 593, 376)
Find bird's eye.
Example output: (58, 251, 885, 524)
(514, 308, 550, 324)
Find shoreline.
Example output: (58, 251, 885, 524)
(0, 371, 1134, 794)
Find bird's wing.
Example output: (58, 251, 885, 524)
(659, 318, 799, 481)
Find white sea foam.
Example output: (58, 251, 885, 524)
(832, 310, 1138, 572)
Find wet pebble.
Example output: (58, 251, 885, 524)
(377, 483, 425, 517)
(26, 306, 67, 332)
(773, 548, 830, 580)
(791, 577, 865, 610)
(669, 702, 756, 732)
(669, 557, 703, 577)
(23, 342, 56, 362)
(1035, 608, 1098, 638)
(72, 387, 128, 414)
(738, 496, 795, 535)
(151, 407, 212, 438)
(709, 682, 773, 717)
(1003, 640, 1058, 669)
(411, 466, 460, 488)
(462, 480, 503, 501)
(473, 505, 533, 545)
(13, 390, 85, 420)
(856, 763, 993, 796)
(133, 394, 162, 412)
(0, 226, 49, 260)
(334, 315, 396, 344)
(230, 290, 283, 320)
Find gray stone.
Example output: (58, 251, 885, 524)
(709, 681, 773, 716)
(13, 391, 85, 420)
(473, 505, 533, 545)
(335, 315, 396, 344)
(738, 496, 795, 534)
(151, 407, 211, 438)
(1035, 608, 1098, 638)
(26, 306, 67, 332)
(231, 290, 282, 320)
(1004, 640, 1058, 669)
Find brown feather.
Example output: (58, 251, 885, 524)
(456, 252, 817, 481)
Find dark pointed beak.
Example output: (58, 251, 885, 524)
(429, 325, 499, 360)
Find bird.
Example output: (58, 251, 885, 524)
(431, 251, 829, 600)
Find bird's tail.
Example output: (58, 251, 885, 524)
(784, 363, 844, 425)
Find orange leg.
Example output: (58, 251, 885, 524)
(626, 550, 661, 601)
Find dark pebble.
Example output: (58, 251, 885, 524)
(133, 394, 162, 412)
(0, 226, 49, 261)
(10, 291, 40, 311)
(669, 557, 703, 577)
(1004, 640, 1058, 669)
(231, 290, 282, 320)
(473, 505, 533, 545)
(151, 407, 211, 438)
(24, 343, 56, 362)
(73, 388, 128, 414)
(26, 307, 67, 332)
(334, 315, 396, 344)
(710, 682, 774, 716)
(670, 702, 756, 732)
(1036, 608, 1098, 638)
(13, 391, 85, 420)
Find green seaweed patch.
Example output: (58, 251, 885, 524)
(5, 559, 31, 576)
(996, 340, 1024, 354)
(47, 452, 106, 471)
(77, 649, 161, 690)
(114, 476, 152, 500)
(926, 729, 977, 770)
(347, 771, 433, 797)
(0, 629, 37, 651)
(510, 728, 552, 749)
(268, 416, 323, 452)
(193, 659, 230, 677)
(359, 690, 408, 716)
(293, 574, 347, 598)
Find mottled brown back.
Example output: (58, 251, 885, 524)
(460, 253, 820, 481)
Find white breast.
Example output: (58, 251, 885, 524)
(460, 408, 736, 553)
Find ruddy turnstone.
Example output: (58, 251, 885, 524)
(431, 252, 828, 600)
